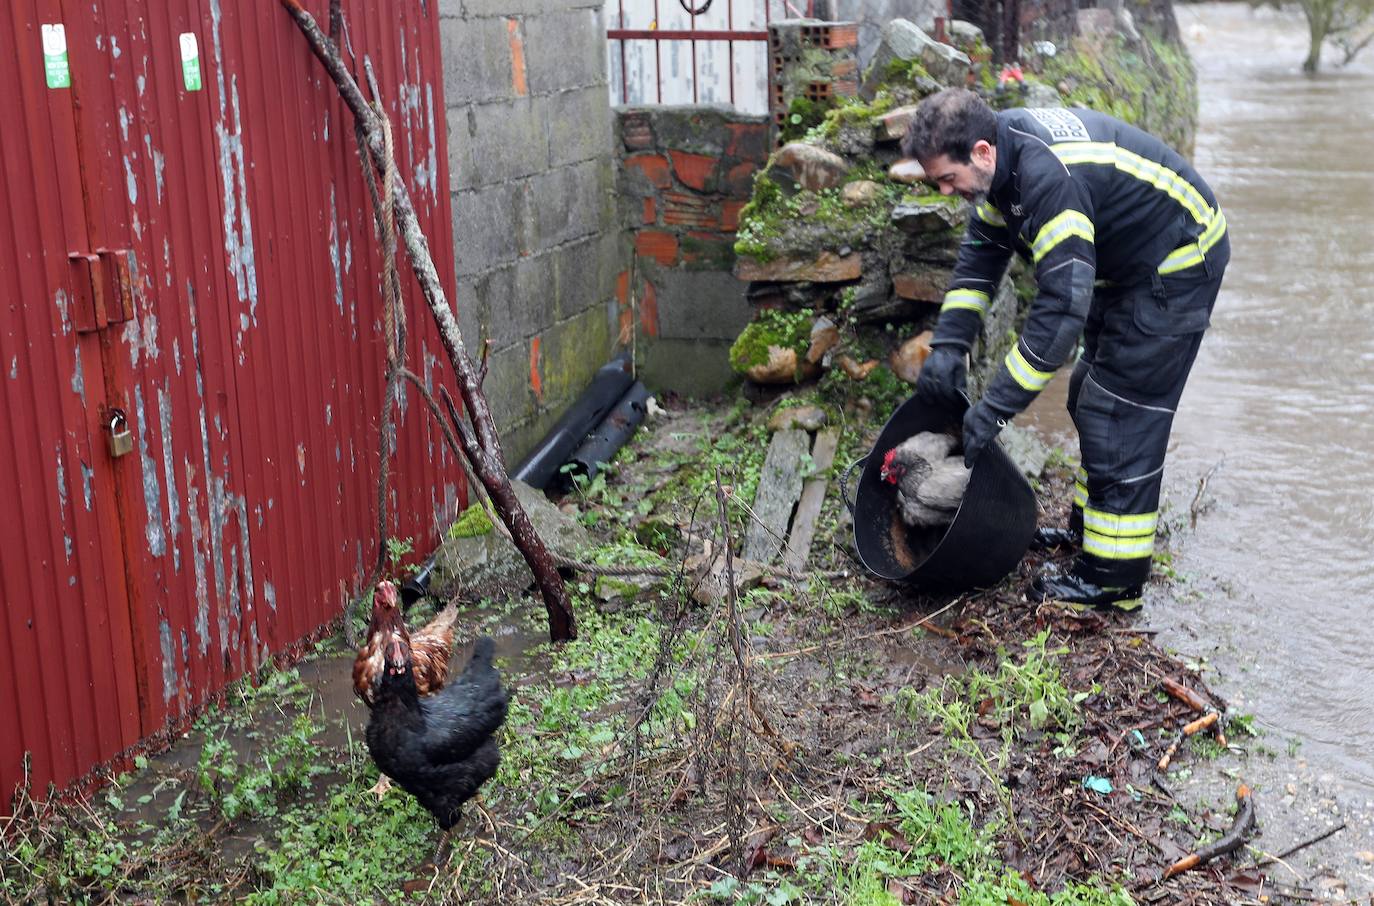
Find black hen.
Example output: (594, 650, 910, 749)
(365, 628, 509, 849)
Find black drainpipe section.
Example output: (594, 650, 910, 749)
(402, 355, 649, 606)
(510, 354, 634, 490)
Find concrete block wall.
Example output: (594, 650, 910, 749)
(614, 106, 772, 396)
(439, 0, 621, 460)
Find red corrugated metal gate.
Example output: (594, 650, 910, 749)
(0, 1, 461, 807)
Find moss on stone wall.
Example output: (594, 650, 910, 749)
(732, 177, 906, 264)
(449, 503, 494, 538)
(728, 309, 814, 374)
(1040, 27, 1197, 155)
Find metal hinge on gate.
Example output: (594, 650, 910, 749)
(68, 248, 137, 333)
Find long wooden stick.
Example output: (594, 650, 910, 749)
(279, 0, 575, 640)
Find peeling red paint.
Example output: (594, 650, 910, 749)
(0, 0, 460, 810)
(507, 19, 528, 97)
(639, 281, 660, 338)
(529, 336, 543, 402)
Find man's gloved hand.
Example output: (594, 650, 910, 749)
(914, 344, 968, 410)
(962, 400, 1012, 468)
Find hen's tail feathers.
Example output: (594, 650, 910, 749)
(421, 600, 461, 637)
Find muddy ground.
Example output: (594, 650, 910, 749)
(2, 395, 1369, 905)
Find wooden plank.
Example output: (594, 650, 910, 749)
(742, 429, 810, 564)
(783, 429, 840, 573)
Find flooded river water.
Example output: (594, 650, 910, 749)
(1031, 2, 1374, 797)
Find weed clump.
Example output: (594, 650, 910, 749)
(728, 309, 815, 374)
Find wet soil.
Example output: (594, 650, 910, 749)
(6, 398, 1364, 904)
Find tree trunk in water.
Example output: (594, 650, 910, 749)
(1304, 37, 1323, 72)
(278, 0, 576, 641)
(1305, 6, 1326, 73)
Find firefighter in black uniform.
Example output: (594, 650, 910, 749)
(902, 88, 1229, 609)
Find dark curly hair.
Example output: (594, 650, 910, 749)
(900, 88, 998, 164)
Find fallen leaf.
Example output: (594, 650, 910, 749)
(863, 820, 911, 852)
(887, 879, 920, 904)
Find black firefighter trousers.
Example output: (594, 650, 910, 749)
(1064, 237, 1229, 587)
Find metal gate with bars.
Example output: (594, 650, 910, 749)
(0, 0, 461, 808)
(607, 0, 817, 114)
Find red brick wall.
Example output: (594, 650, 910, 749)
(615, 107, 771, 341)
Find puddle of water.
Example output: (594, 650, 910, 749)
(102, 611, 550, 870)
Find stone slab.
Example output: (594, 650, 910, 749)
(783, 429, 840, 572)
(735, 252, 863, 283)
(742, 428, 810, 565)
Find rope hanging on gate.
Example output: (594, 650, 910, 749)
(678, 0, 713, 15)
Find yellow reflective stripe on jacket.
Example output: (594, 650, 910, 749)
(976, 202, 1006, 227)
(1073, 467, 1089, 508)
(1004, 343, 1055, 392)
(1083, 531, 1155, 560)
(1082, 507, 1158, 537)
(942, 288, 990, 315)
(1031, 209, 1094, 264)
(1051, 142, 1213, 226)
(1158, 209, 1227, 275)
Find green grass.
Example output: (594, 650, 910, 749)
(707, 788, 1133, 905)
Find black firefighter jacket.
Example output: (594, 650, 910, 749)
(933, 106, 1227, 417)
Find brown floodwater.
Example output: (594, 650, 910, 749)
(1028, 3, 1374, 793)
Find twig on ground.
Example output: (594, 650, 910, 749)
(1164, 784, 1257, 878)
(1190, 458, 1223, 528)
(1162, 676, 1211, 713)
(1243, 821, 1346, 870)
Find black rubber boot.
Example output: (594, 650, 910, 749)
(1029, 526, 1081, 551)
(1030, 569, 1143, 611)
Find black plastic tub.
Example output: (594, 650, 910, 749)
(844, 395, 1036, 591)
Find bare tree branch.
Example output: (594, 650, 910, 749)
(279, 0, 576, 641)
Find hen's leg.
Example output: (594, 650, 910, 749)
(367, 773, 393, 800)
(432, 828, 454, 866)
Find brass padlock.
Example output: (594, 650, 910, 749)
(106, 408, 133, 458)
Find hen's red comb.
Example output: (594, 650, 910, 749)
(880, 448, 898, 483)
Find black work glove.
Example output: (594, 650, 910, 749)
(914, 344, 968, 410)
(962, 400, 1012, 468)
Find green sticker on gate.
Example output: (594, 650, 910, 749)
(42, 24, 70, 89)
(179, 32, 202, 91)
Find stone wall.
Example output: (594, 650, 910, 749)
(820, 0, 944, 69)
(439, 0, 620, 459)
(613, 106, 772, 395)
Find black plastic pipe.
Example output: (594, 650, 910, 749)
(562, 381, 652, 487)
(511, 354, 634, 490)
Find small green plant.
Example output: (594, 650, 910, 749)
(963, 630, 1093, 741)
(197, 712, 325, 822)
(385, 535, 413, 573)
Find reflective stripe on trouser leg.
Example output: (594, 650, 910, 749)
(1070, 464, 1087, 536)
(1067, 268, 1222, 586)
(1071, 376, 1172, 586)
